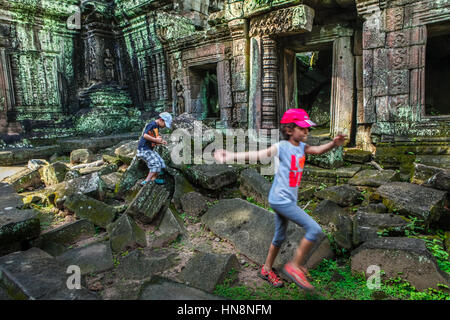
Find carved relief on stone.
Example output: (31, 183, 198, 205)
(104, 49, 115, 82)
(387, 30, 409, 48)
(385, 7, 404, 31)
(87, 43, 99, 86)
(388, 48, 408, 70)
(388, 70, 409, 96)
(249, 5, 314, 38)
(175, 79, 185, 115)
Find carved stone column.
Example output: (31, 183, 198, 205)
(261, 36, 278, 129)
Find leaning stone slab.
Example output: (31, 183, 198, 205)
(115, 157, 148, 198)
(315, 184, 363, 207)
(56, 242, 114, 276)
(424, 171, 450, 192)
(107, 214, 147, 253)
(411, 163, 446, 186)
(351, 237, 450, 291)
(202, 199, 334, 270)
(114, 140, 138, 165)
(138, 276, 225, 300)
(0, 248, 97, 299)
(39, 162, 69, 187)
(348, 169, 400, 187)
(180, 192, 208, 217)
(2, 167, 42, 192)
(373, 182, 447, 224)
(183, 164, 239, 190)
(179, 252, 240, 293)
(63, 194, 116, 228)
(100, 172, 123, 191)
(27, 159, 49, 170)
(116, 248, 178, 280)
(352, 212, 409, 246)
(171, 172, 195, 210)
(239, 168, 271, 207)
(125, 182, 169, 224)
(330, 213, 353, 250)
(158, 207, 187, 237)
(32, 219, 96, 256)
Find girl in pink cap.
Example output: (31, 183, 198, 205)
(214, 108, 346, 290)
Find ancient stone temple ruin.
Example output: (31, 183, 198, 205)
(0, 0, 449, 152)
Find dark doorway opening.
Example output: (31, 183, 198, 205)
(296, 49, 333, 130)
(189, 64, 219, 121)
(425, 22, 450, 116)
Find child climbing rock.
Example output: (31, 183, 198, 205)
(214, 108, 347, 290)
(137, 112, 172, 185)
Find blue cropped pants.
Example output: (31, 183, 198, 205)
(269, 202, 323, 247)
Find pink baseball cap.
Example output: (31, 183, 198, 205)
(280, 108, 316, 128)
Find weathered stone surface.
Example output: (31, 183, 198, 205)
(202, 199, 334, 270)
(344, 149, 372, 163)
(348, 169, 401, 187)
(100, 172, 123, 191)
(358, 203, 388, 214)
(315, 184, 363, 207)
(424, 171, 450, 192)
(0, 146, 61, 166)
(172, 173, 195, 210)
(70, 149, 94, 165)
(116, 248, 178, 280)
(312, 199, 348, 226)
(2, 167, 42, 192)
(115, 157, 148, 198)
(138, 276, 224, 300)
(39, 162, 69, 186)
(56, 242, 114, 276)
(180, 192, 208, 217)
(63, 194, 116, 228)
(79, 163, 117, 176)
(353, 212, 409, 245)
(33, 219, 96, 255)
(64, 170, 81, 181)
(114, 141, 138, 165)
(107, 214, 147, 253)
(298, 185, 316, 201)
(27, 159, 49, 170)
(351, 237, 450, 291)
(183, 164, 239, 190)
(239, 168, 271, 207)
(59, 133, 140, 154)
(0, 248, 97, 299)
(158, 207, 186, 236)
(46, 172, 106, 206)
(411, 163, 445, 185)
(330, 214, 353, 250)
(125, 182, 169, 224)
(374, 182, 447, 223)
(102, 154, 123, 166)
(179, 252, 240, 293)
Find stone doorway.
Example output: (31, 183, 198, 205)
(188, 64, 220, 122)
(295, 49, 333, 131)
(425, 22, 450, 117)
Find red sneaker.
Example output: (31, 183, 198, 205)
(283, 262, 314, 291)
(258, 265, 284, 288)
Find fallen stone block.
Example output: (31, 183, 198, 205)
(315, 184, 363, 207)
(39, 162, 69, 187)
(114, 141, 138, 165)
(56, 242, 114, 276)
(172, 173, 195, 210)
(425, 171, 450, 192)
(182, 164, 239, 190)
(115, 157, 148, 198)
(107, 214, 147, 253)
(138, 276, 225, 300)
(330, 213, 353, 250)
(116, 248, 178, 280)
(352, 211, 409, 246)
(158, 207, 187, 236)
(202, 199, 334, 270)
(239, 168, 271, 207)
(180, 192, 208, 217)
(312, 199, 348, 226)
(100, 172, 123, 191)
(0, 248, 97, 299)
(411, 163, 446, 186)
(348, 169, 401, 187)
(351, 237, 450, 291)
(27, 159, 49, 170)
(70, 149, 94, 165)
(2, 167, 42, 192)
(125, 182, 169, 224)
(179, 252, 240, 293)
(344, 149, 372, 163)
(63, 194, 116, 228)
(373, 182, 447, 224)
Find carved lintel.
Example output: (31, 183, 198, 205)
(249, 5, 314, 38)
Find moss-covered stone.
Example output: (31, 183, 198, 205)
(70, 149, 94, 165)
(3, 167, 43, 192)
(107, 214, 147, 253)
(63, 194, 116, 228)
(39, 162, 69, 186)
(344, 149, 372, 163)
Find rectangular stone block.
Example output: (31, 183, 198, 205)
(231, 72, 248, 91)
(388, 47, 408, 70)
(408, 45, 425, 69)
(409, 68, 425, 107)
(386, 30, 410, 48)
(376, 96, 391, 122)
(362, 49, 374, 88)
(385, 6, 404, 32)
(388, 69, 409, 95)
(363, 28, 386, 49)
(355, 56, 363, 90)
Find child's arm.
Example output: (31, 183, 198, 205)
(305, 134, 347, 155)
(214, 144, 278, 163)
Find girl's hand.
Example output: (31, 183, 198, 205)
(214, 149, 230, 164)
(333, 134, 347, 147)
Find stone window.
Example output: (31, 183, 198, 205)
(425, 22, 450, 117)
(188, 64, 220, 121)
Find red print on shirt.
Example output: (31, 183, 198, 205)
(289, 154, 306, 187)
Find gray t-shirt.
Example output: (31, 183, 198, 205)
(268, 140, 306, 205)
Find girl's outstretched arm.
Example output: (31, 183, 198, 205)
(214, 144, 278, 164)
(305, 134, 347, 155)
